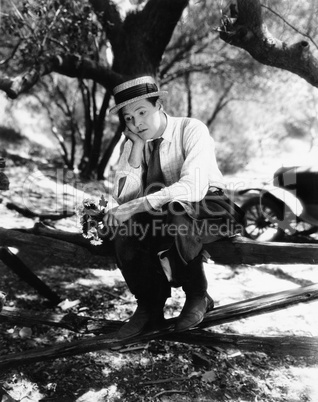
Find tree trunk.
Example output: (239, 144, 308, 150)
(206, 84, 234, 128)
(97, 123, 124, 180)
(86, 90, 111, 177)
(185, 72, 192, 117)
(0, 1, 191, 178)
(78, 81, 93, 174)
(111, 0, 189, 76)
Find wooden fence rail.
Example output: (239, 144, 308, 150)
(1, 283, 318, 369)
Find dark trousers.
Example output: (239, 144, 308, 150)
(114, 191, 244, 301)
(114, 211, 172, 302)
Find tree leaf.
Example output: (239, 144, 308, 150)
(99, 195, 108, 208)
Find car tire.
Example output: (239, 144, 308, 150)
(241, 195, 285, 242)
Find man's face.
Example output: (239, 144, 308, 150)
(122, 99, 162, 141)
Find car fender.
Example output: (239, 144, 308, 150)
(261, 186, 303, 217)
(238, 186, 303, 217)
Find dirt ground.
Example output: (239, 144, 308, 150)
(0, 161, 318, 402)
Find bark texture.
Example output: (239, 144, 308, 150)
(218, 0, 318, 88)
(0, 0, 189, 98)
(2, 0, 318, 94)
(1, 224, 318, 267)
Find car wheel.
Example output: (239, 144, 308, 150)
(241, 196, 285, 241)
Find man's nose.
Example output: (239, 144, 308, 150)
(133, 117, 142, 129)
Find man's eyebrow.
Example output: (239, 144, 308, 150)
(123, 106, 146, 116)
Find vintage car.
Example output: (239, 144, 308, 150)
(238, 166, 318, 242)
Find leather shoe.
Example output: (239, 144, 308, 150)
(117, 303, 166, 340)
(117, 304, 151, 340)
(174, 293, 214, 332)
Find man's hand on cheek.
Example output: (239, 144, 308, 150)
(124, 127, 145, 144)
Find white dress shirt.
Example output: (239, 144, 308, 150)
(112, 114, 225, 211)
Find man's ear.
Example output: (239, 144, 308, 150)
(156, 100, 162, 110)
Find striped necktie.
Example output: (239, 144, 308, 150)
(145, 138, 165, 194)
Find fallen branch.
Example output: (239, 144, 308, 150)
(0, 247, 61, 305)
(140, 377, 188, 386)
(91, 282, 318, 334)
(0, 227, 109, 269)
(21, 222, 114, 256)
(2, 283, 318, 335)
(0, 283, 317, 369)
(0, 306, 93, 333)
(6, 202, 75, 221)
(8, 223, 318, 265)
(166, 331, 318, 359)
(153, 390, 189, 398)
(206, 236, 318, 264)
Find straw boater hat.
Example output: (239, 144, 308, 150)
(109, 76, 168, 114)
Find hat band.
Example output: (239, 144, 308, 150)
(114, 83, 159, 106)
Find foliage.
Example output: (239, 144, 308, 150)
(1, 0, 102, 71)
(0, 0, 111, 176)
(1, 0, 318, 176)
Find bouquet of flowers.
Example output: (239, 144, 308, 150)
(76, 195, 108, 245)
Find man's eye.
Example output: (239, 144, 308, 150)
(125, 117, 132, 122)
(140, 110, 146, 115)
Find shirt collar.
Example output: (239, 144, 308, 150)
(161, 113, 174, 143)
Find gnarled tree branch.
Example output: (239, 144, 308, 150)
(218, 0, 318, 88)
(0, 70, 41, 99)
(0, 55, 122, 99)
(262, 4, 318, 51)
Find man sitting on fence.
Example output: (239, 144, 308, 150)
(103, 76, 244, 340)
